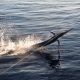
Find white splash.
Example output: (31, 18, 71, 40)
(0, 31, 42, 56)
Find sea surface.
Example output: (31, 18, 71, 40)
(0, 0, 80, 80)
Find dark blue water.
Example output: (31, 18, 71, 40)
(0, 0, 80, 80)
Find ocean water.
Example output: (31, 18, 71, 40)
(0, 0, 80, 80)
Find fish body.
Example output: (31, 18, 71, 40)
(32, 29, 72, 48)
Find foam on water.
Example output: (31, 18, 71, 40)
(0, 27, 42, 56)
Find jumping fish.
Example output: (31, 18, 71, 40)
(32, 29, 72, 49)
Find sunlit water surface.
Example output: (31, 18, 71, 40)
(0, 0, 80, 80)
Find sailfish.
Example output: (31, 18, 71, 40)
(32, 29, 72, 49)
